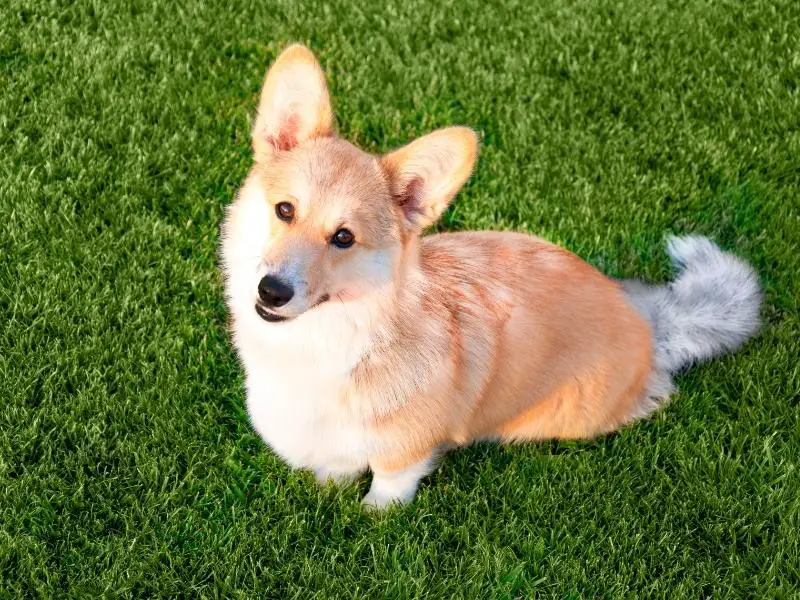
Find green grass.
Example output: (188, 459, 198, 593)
(2, 0, 799, 597)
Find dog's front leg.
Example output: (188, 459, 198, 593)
(362, 452, 438, 509)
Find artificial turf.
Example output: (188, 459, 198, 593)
(2, 0, 799, 597)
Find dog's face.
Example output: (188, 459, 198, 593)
(221, 45, 478, 325)
(227, 138, 401, 323)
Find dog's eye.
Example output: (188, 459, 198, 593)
(332, 228, 355, 249)
(275, 202, 294, 222)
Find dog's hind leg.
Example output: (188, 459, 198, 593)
(362, 451, 439, 509)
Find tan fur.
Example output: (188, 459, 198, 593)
(349, 232, 653, 470)
(222, 45, 665, 506)
(252, 44, 334, 159)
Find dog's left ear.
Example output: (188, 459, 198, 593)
(252, 44, 334, 160)
(382, 127, 478, 231)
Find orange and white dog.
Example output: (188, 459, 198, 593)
(220, 45, 761, 508)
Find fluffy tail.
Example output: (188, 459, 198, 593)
(622, 235, 762, 374)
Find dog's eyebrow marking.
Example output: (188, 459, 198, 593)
(334, 221, 352, 232)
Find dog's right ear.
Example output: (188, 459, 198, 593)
(252, 44, 334, 161)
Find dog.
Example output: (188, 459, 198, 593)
(220, 44, 762, 508)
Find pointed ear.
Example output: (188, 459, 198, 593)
(252, 44, 334, 159)
(381, 127, 478, 231)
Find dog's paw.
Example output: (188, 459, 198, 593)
(361, 490, 398, 510)
(360, 488, 413, 510)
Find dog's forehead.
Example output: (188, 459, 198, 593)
(289, 139, 394, 230)
(300, 138, 386, 198)
(254, 137, 398, 238)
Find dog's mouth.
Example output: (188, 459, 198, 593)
(254, 294, 331, 324)
(254, 303, 292, 323)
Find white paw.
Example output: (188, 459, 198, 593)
(361, 487, 415, 510)
(361, 490, 399, 510)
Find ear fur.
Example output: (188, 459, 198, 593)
(252, 44, 334, 159)
(381, 127, 479, 231)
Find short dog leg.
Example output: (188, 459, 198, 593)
(362, 453, 438, 509)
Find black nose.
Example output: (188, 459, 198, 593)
(258, 275, 294, 308)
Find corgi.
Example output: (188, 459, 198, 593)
(220, 44, 762, 508)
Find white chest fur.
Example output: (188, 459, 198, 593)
(244, 362, 369, 472)
(232, 302, 378, 475)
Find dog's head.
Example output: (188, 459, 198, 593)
(221, 44, 478, 324)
